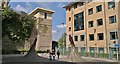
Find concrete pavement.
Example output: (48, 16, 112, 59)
(2, 53, 120, 63)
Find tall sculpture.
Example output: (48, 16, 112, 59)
(24, 27, 40, 58)
(68, 34, 85, 62)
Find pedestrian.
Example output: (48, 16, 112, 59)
(49, 51, 52, 61)
(57, 50, 60, 59)
(52, 50, 56, 61)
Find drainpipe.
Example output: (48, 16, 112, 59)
(103, 1, 108, 54)
(85, 2, 88, 55)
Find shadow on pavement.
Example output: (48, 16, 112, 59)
(2, 55, 76, 64)
(2, 55, 120, 64)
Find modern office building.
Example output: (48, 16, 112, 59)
(29, 7, 54, 51)
(64, 1, 120, 54)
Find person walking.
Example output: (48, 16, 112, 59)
(49, 51, 52, 61)
(52, 50, 56, 61)
(57, 50, 60, 59)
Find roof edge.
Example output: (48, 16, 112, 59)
(29, 7, 55, 15)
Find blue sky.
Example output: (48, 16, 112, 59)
(9, 2, 68, 41)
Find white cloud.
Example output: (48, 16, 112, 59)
(56, 24, 66, 29)
(52, 30, 57, 33)
(14, 5, 28, 13)
(13, 2, 32, 13)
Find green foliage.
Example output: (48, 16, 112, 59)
(2, 7, 35, 43)
(57, 33, 66, 48)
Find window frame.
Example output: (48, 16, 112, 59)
(109, 15, 116, 24)
(97, 18, 103, 26)
(89, 34, 94, 41)
(74, 36, 78, 41)
(69, 8, 71, 11)
(80, 35, 85, 41)
(108, 1, 115, 9)
(69, 27, 71, 31)
(97, 33, 104, 40)
(88, 21, 94, 28)
(69, 17, 71, 21)
(74, 12, 84, 31)
(96, 5, 102, 13)
(110, 31, 118, 40)
(44, 13, 47, 19)
(88, 8, 93, 15)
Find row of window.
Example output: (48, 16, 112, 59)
(68, 1, 115, 14)
(88, 2, 115, 15)
(68, 47, 117, 53)
(74, 31, 118, 41)
(68, 15, 116, 31)
(88, 15, 116, 28)
(68, 47, 105, 53)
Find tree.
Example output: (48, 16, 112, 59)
(2, 7, 35, 51)
(57, 33, 66, 49)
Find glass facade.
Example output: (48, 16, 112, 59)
(74, 12, 84, 31)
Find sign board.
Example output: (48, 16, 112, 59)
(114, 44, 120, 48)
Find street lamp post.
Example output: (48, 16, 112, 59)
(62, 23, 65, 55)
(57, 31, 60, 51)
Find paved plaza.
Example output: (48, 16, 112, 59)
(2, 53, 120, 64)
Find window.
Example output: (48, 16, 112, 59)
(74, 4, 77, 9)
(74, 36, 78, 41)
(81, 47, 85, 52)
(97, 18, 103, 26)
(97, 33, 104, 40)
(89, 34, 94, 41)
(79, 2, 83, 7)
(69, 27, 71, 31)
(69, 17, 71, 21)
(98, 47, 104, 53)
(88, 21, 93, 28)
(44, 13, 47, 19)
(90, 47, 95, 53)
(80, 35, 85, 41)
(96, 5, 102, 12)
(108, 1, 115, 9)
(69, 8, 71, 11)
(109, 15, 116, 24)
(74, 12, 84, 31)
(110, 32, 118, 40)
(88, 8, 93, 15)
